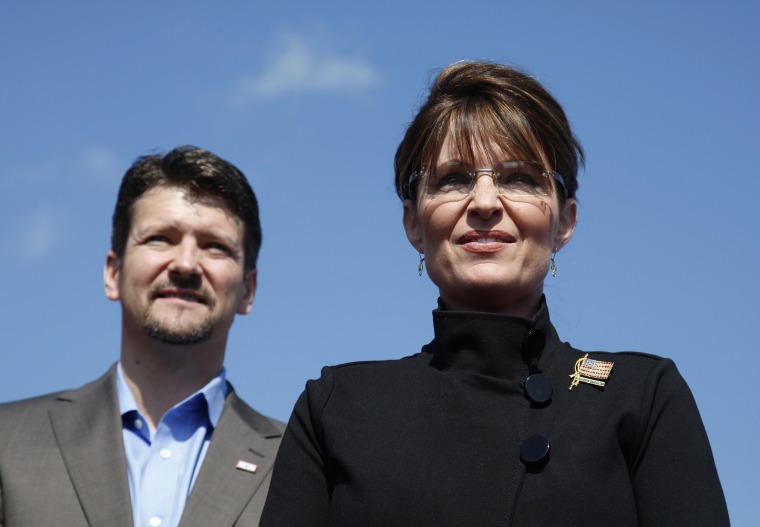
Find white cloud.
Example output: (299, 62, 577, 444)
(3, 147, 121, 191)
(231, 32, 379, 104)
(19, 207, 58, 260)
(78, 147, 121, 183)
(1, 163, 57, 191)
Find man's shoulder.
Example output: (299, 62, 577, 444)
(0, 366, 116, 418)
(222, 387, 286, 438)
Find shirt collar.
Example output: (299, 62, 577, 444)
(428, 295, 556, 380)
(116, 362, 228, 429)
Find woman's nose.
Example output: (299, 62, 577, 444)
(468, 172, 502, 216)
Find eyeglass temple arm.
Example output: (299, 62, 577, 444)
(547, 171, 568, 198)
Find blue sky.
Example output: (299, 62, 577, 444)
(1, 1, 758, 523)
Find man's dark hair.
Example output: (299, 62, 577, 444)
(111, 145, 262, 271)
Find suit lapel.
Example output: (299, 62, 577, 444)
(48, 366, 133, 527)
(179, 390, 283, 527)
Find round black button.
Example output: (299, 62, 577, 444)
(522, 329, 546, 361)
(525, 373, 553, 404)
(520, 435, 550, 465)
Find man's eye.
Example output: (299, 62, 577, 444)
(145, 235, 170, 245)
(206, 242, 232, 255)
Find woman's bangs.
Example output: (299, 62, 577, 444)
(443, 105, 535, 167)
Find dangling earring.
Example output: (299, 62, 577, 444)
(418, 253, 425, 276)
(550, 251, 557, 277)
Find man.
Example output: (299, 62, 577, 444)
(0, 146, 283, 527)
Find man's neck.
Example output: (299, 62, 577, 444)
(119, 336, 226, 429)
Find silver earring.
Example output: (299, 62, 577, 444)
(418, 253, 425, 276)
(550, 252, 557, 277)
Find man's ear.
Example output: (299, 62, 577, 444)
(554, 198, 577, 252)
(104, 251, 121, 301)
(237, 268, 257, 315)
(402, 200, 424, 253)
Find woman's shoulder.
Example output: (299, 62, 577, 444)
(317, 350, 430, 381)
(303, 351, 430, 392)
(555, 343, 690, 397)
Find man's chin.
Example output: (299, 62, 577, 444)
(143, 319, 214, 346)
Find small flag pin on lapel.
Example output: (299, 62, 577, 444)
(569, 354, 614, 390)
(236, 460, 258, 474)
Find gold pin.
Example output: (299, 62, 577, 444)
(569, 354, 614, 390)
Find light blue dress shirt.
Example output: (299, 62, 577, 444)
(117, 363, 228, 527)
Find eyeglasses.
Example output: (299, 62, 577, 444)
(408, 161, 567, 203)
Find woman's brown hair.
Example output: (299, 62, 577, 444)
(395, 61, 584, 203)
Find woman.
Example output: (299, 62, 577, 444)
(260, 61, 729, 526)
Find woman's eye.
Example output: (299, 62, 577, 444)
(435, 172, 472, 190)
(498, 172, 540, 188)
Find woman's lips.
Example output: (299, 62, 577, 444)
(458, 231, 515, 253)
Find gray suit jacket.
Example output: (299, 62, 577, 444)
(0, 365, 284, 527)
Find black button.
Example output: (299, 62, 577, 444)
(522, 329, 546, 361)
(525, 373, 553, 404)
(520, 435, 550, 465)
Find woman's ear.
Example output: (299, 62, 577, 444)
(554, 198, 577, 251)
(402, 200, 424, 253)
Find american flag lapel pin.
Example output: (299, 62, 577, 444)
(569, 354, 614, 390)
(236, 460, 258, 474)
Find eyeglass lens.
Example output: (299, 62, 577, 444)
(423, 161, 555, 203)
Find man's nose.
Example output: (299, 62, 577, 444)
(168, 239, 201, 276)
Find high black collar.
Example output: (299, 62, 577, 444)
(427, 296, 556, 381)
